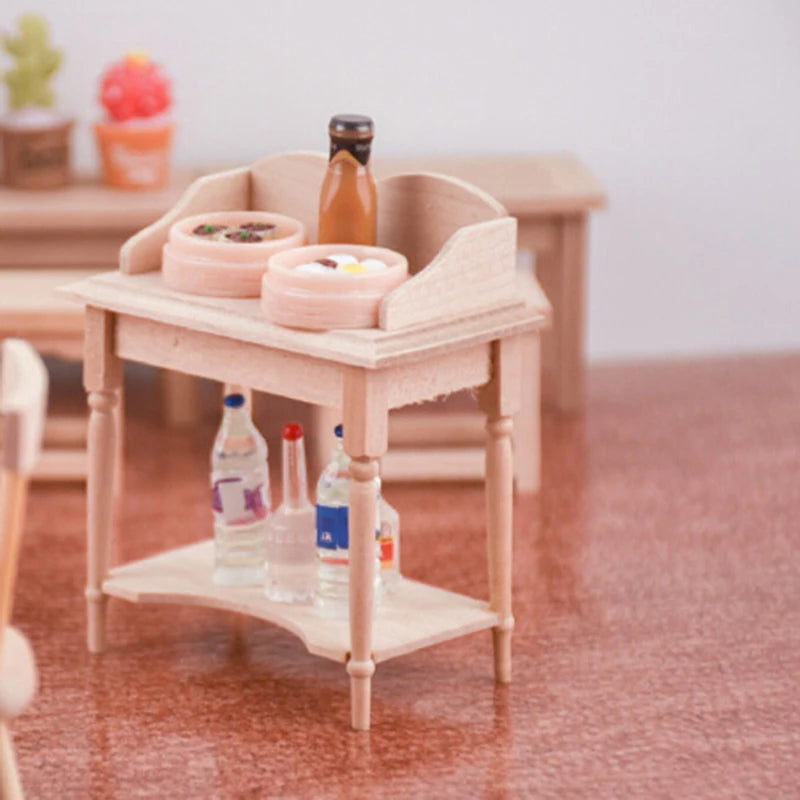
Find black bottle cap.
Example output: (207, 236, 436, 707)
(329, 114, 374, 138)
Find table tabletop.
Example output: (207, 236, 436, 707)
(0, 170, 200, 233)
(376, 153, 607, 216)
(62, 270, 549, 371)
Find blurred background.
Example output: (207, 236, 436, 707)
(2, 0, 799, 361)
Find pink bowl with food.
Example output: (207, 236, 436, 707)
(261, 244, 408, 330)
(162, 211, 307, 297)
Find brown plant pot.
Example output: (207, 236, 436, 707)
(0, 118, 73, 189)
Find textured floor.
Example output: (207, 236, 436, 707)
(9, 354, 800, 798)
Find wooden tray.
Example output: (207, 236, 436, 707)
(120, 152, 520, 331)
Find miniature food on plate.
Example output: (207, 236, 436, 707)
(295, 251, 389, 275)
(261, 243, 408, 330)
(162, 211, 306, 297)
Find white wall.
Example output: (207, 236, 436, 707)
(3, 0, 799, 360)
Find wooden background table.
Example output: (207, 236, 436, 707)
(377, 155, 606, 412)
(0, 172, 199, 479)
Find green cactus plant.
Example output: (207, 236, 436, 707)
(2, 14, 62, 110)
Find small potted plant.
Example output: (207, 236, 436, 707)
(0, 13, 72, 189)
(94, 52, 173, 190)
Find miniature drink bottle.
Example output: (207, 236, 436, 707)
(314, 424, 381, 618)
(211, 393, 271, 586)
(264, 423, 316, 603)
(318, 114, 377, 245)
(379, 498, 401, 589)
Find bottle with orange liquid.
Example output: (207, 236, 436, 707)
(317, 114, 376, 245)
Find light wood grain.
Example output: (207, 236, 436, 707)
(478, 337, 520, 683)
(379, 217, 519, 331)
(380, 447, 486, 482)
(103, 539, 500, 663)
(120, 167, 250, 275)
(251, 152, 327, 240)
(0, 341, 46, 800)
(376, 171, 506, 275)
(376, 154, 606, 217)
(0, 720, 22, 799)
(62, 271, 546, 371)
(83, 308, 122, 653)
(70, 154, 551, 730)
(0, 171, 200, 233)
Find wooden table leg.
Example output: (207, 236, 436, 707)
(83, 308, 122, 654)
(343, 369, 387, 730)
(309, 405, 340, 479)
(523, 214, 588, 413)
(478, 337, 520, 683)
(513, 330, 541, 494)
(160, 370, 200, 427)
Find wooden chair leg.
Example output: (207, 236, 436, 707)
(0, 472, 29, 630)
(0, 721, 23, 800)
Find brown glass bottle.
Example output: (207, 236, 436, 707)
(318, 114, 376, 245)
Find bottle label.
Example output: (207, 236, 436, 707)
(212, 477, 268, 525)
(379, 520, 394, 569)
(329, 139, 372, 166)
(316, 504, 349, 550)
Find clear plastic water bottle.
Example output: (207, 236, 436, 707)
(211, 393, 271, 586)
(314, 424, 381, 618)
(264, 422, 316, 603)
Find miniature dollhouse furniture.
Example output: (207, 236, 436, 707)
(0, 339, 47, 799)
(0, 269, 91, 480)
(0, 172, 199, 482)
(62, 152, 551, 730)
(312, 155, 604, 491)
(377, 155, 606, 412)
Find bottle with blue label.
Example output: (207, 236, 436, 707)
(314, 424, 383, 618)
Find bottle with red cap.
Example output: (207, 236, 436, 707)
(264, 422, 316, 603)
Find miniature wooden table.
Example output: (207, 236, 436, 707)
(0, 171, 202, 449)
(63, 268, 549, 730)
(377, 155, 606, 412)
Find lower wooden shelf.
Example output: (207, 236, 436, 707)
(103, 539, 500, 665)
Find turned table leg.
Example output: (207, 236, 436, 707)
(347, 456, 379, 730)
(83, 308, 122, 654)
(343, 369, 387, 730)
(479, 337, 520, 683)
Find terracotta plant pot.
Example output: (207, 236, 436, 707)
(94, 121, 172, 190)
(0, 118, 72, 189)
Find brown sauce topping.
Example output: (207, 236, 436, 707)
(240, 222, 276, 233)
(224, 230, 263, 243)
(314, 258, 338, 269)
(193, 223, 226, 236)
